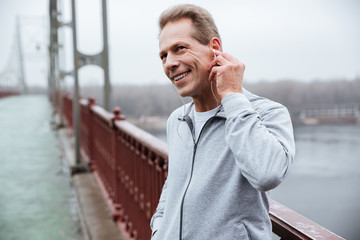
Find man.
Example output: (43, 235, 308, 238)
(151, 4, 295, 240)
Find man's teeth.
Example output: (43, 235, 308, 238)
(173, 72, 189, 81)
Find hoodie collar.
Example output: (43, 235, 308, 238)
(178, 101, 225, 122)
(177, 88, 252, 122)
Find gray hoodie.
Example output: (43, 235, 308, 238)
(151, 90, 295, 240)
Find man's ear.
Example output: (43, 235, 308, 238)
(210, 37, 221, 51)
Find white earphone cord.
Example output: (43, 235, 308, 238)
(210, 78, 219, 107)
(211, 50, 219, 107)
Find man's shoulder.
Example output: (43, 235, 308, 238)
(243, 88, 286, 111)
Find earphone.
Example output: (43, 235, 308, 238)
(211, 49, 219, 106)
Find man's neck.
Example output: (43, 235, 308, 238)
(193, 94, 220, 112)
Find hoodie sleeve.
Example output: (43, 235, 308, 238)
(222, 93, 295, 192)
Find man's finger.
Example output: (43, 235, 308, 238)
(208, 54, 228, 72)
(208, 67, 218, 82)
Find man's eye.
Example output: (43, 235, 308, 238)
(160, 53, 167, 60)
(177, 46, 186, 51)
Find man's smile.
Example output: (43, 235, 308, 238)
(172, 70, 191, 82)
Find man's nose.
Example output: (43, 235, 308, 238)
(164, 53, 179, 70)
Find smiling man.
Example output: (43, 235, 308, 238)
(151, 4, 295, 240)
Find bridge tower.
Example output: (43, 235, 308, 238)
(0, 17, 29, 96)
(49, 0, 111, 164)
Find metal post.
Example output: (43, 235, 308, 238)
(102, 0, 111, 111)
(48, 0, 58, 104)
(71, 0, 81, 165)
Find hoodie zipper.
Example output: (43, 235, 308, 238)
(178, 112, 224, 240)
(179, 141, 197, 240)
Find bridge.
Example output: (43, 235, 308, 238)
(300, 104, 360, 125)
(0, 17, 26, 98)
(0, 1, 347, 240)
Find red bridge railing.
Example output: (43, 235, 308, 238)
(60, 93, 344, 240)
(0, 91, 19, 99)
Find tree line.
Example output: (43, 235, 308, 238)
(28, 78, 360, 119)
(83, 78, 360, 119)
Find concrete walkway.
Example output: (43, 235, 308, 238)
(57, 126, 126, 240)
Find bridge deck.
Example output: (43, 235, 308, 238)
(0, 95, 83, 239)
(0, 95, 121, 240)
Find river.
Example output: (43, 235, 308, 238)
(272, 125, 360, 240)
(147, 124, 360, 240)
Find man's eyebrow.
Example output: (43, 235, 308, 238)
(174, 41, 189, 47)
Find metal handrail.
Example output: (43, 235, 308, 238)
(270, 199, 344, 240)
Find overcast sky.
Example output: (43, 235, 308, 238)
(1, 0, 359, 87)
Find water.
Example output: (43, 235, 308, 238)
(0, 95, 83, 240)
(271, 125, 360, 240)
(147, 124, 360, 239)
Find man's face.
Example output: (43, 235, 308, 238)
(159, 18, 213, 98)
